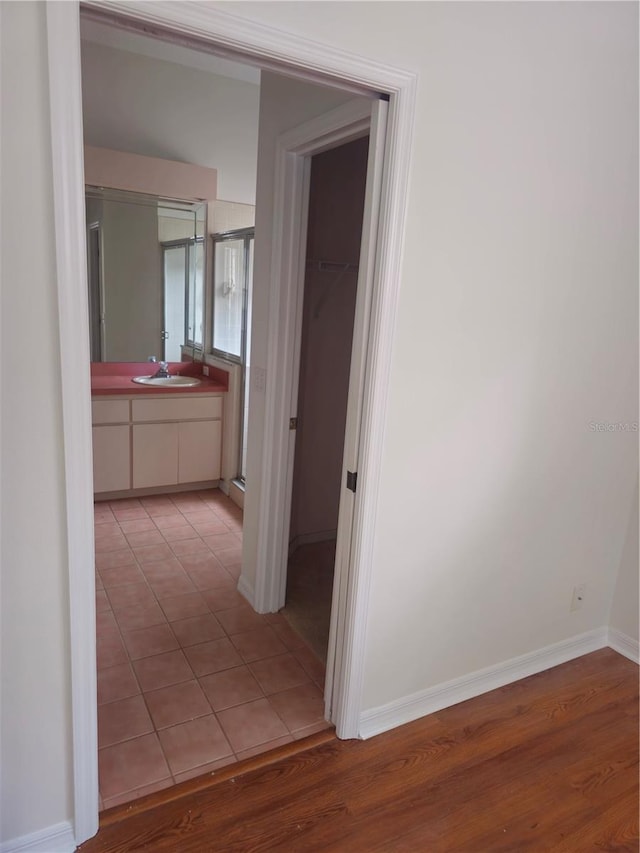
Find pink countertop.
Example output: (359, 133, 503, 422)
(91, 362, 228, 396)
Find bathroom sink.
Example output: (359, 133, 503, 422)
(132, 375, 201, 387)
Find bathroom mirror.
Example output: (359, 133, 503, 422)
(85, 187, 206, 363)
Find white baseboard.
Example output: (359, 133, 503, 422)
(608, 627, 640, 663)
(0, 821, 76, 853)
(228, 479, 245, 510)
(359, 627, 609, 739)
(237, 573, 255, 608)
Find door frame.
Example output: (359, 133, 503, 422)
(252, 98, 372, 615)
(249, 99, 382, 736)
(46, 2, 416, 845)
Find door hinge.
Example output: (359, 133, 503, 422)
(289, 417, 298, 430)
(346, 470, 357, 492)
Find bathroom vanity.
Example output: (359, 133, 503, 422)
(91, 363, 228, 498)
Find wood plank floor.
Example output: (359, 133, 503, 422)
(78, 648, 639, 852)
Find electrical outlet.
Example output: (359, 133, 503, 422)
(570, 584, 587, 612)
(202, 365, 209, 376)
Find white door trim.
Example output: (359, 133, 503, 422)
(48, 2, 416, 844)
(252, 97, 373, 615)
(249, 98, 392, 742)
(46, 3, 99, 845)
(81, 1, 411, 95)
(324, 97, 390, 733)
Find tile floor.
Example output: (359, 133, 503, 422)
(95, 489, 329, 811)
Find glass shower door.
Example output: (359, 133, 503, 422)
(212, 229, 254, 482)
(163, 244, 187, 362)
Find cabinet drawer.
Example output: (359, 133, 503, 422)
(92, 399, 130, 424)
(132, 396, 222, 423)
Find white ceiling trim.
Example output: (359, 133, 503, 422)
(80, 0, 406, 96)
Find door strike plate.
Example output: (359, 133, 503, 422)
(346, 470, 357, 492)
(289, 417, 298, 430)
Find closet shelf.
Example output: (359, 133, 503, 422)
(306, 259, 359, 273)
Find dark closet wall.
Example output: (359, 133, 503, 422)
(289, 135, 369, 543)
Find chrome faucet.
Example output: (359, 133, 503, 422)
(147, 356, 170, 378)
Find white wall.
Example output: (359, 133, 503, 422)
(0, 1, 73, 844)
(609, 479, 639, 644)
(235, 2, 639, 710)
(81, 40, 259, 204)
(208, 200, 255, 235)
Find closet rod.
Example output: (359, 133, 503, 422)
(306, 259, 359, 272)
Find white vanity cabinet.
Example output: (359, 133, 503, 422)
(132, 423, 179, 489)
(131, 397, 222, 489)
(178, 420, 222, 483)
(92, 400, 131, 494)
(91, 393, 224, 496)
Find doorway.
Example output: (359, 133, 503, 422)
(48, 2, 415, 843)
(81, 22, 371, 812)
(284, 137, 370, 662)
(80, 26, 334, 808)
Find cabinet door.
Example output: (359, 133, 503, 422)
(92, 425, 130, 493)
(178, 420, 221, 484)
(132, 423, 178, 489)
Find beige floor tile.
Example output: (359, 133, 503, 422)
(158, 715, 233, 775)
(267, 682, 326, 733)
(145, 680, 212, 730)
(217, 699, 288, 753)
(133, 649, 194, 692)
(99, 734, 170, 800)
(249, 653, 310, 696)
(97, 662, 140, 705)
(98, 694, 154, 748)
(199, 666, 263, 712)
